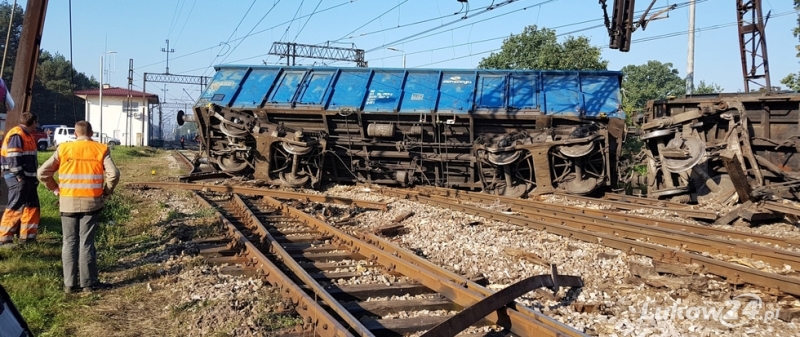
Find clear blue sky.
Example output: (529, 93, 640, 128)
(20, 0, 800, 105)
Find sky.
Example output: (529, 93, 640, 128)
(15, 0, 800, 130)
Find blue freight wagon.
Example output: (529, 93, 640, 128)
(188, 65, 626, 196)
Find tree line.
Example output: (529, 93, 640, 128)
(0, 2, 98, 126)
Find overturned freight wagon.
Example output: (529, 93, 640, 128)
(188, 65, 626, 197)
(630, 93, 800, 203)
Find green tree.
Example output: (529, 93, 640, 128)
(781, 0, 800, 91)
(0, 1, 24, 79)
(621, 60, 685, 111)
(478, 25, 608, 70)
(694, 80, 723, 94)
(0, 2, 98, 125)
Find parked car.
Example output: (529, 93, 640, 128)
(31, 127, 51, 151)
(105, 134, 121, 147)
(92, 132, 121, 147)
(53, 126, 76, 147)
(41, 124, 66, 145)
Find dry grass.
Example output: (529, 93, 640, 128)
(0, 148, 227, 336)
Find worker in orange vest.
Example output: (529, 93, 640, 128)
(0, 112, 40, 247)
(38, 121, 120, 293)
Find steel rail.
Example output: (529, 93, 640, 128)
(424, 187, 800, 248)
(193, 192, 353, 337)
(426, 193, 800, 270)
(377, 188, 800, 296)
(358, 232, 587, 336)
(259, 196, 588, 337)
(125, 181, 388, 210)
(229, 194, 375, 337)
(599, 192, 697, 208)
(172, 149, 196, 172)
(555, 192, 720, 220)
(764, 201, 800, 218)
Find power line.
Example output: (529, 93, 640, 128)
(363, 0, 715, 66)
(217, 0, 282, 66)
(294, 0, 324, 42)
(166, 0, 183, 39)
(373, 0, 710, 56)
(366, 0, 549, 53)
(280, 0, 305, 42)
(171, 0, 198, 49)
(409, 9, 798, 68)
(332, 0, 510, 42)
(164, 0, 356, 74)
(197, 0, 258, 76)
(333, 0, 408, 43)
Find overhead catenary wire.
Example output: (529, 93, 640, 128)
(365, 0, 553, 53)
(332, 0, 511, 42)
(170, 0, 198, 50)
(166, 0, 184, 40)
(294, 0, 324, 42)
(280, 0, 305, 42)
(198, 0, 258, 76)
(332, 0, 409, 43)
(166, 0, 356, 74)
(217, 0, 283, 66)
(410, 9, 798, 68)
(371, 0, 712, 57)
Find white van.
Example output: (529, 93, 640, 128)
(53, 127, 75, 146)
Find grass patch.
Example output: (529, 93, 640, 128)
(0, 148, 171, 336)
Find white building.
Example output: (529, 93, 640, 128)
(74, 85, 159, 146)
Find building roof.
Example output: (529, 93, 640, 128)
(74, 87, 159, 104)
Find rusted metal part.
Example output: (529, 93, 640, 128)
(178, 171, 232, 183)
(360, 233, 585, 336)
(422, 186, 799, 248)
(172, 150, 197, 173)
(125, 181, 388, 210)
(379, 187, 800, 296)
(414, 188, 800, 270)
(721, 149, 754, 203)
(737, 0, 771, 92)
(763, 201, 800, 218)
(260, 197, 587, 337)
(229, 195, 375, 337)
(421, 265, 583, 337)
(563, 192, 719, 220)
(192, 192, 353, 337)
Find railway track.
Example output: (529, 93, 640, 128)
(376, 186, 800, 297)
(553, 192, 720, 221)
(193, 191, 587, 336)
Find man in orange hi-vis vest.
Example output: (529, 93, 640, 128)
(38, 121, 120, 293)
(0, 112, 40, 248)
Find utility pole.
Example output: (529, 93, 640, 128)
(161, 39, 175, 74)
(160, 84, 167, 140)
(7, 0, 48, 131)
(127, 59, 133, 146)
(686, 0, 696, 94)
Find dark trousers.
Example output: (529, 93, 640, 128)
(61, 210, 101, 288)
(0, 176, 40, 243)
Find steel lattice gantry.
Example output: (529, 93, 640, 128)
(268, 42, 367, 67)
(737, 0, 771, 92)
(142, 73, 211, 144)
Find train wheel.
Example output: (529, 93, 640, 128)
(476, 149, 533, 198)
(269, 142, 322, 188)
(217, 154, 249, 173)
(551, 142, 606, 195)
